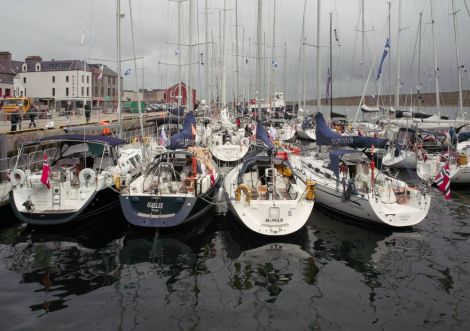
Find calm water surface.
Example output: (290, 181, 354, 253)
(1, 188, 470, 330)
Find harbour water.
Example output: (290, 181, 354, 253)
(1, 186, 470, 330)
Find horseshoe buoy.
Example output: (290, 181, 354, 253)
(235, 184, 252, 204)
(10, 169, 26, 186)
(79, 168, 96, 185)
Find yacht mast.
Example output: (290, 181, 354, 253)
(430, 0, 440, 115)
(271, 0, 276, 110)
(417, 12, 422, 113)
(235, 0, 239, 108)
(221, 0, 227, 109)
(128, 0, 144, 137)
(187, 0, 193, 112)
(177, 0, 182, 116)
(394, 0, 402, 111)
(298, 0, 307, 111)
(204, 0, 210, 107)
(116, 0, 122, 137)
(257, 0, 263, 120)
(316, 0, 322, 113)
(451, 0, 464, 118)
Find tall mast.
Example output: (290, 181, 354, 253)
(451, 0, 464, 118)
(388, 0, 392, 107)
(187, 0, 193, 112)
(204, 0, 210, 106)
(116, 0, 122, 136)
(242, 27, 246, 108)
(361, 0, 365, 88)
(177, 0, 182, 114)
(417, 12, 422, 113)
(128, 0, 144, 137)
(271, 0, 276, 109)
(430, 0, 440, 114)
(316, 0, 322, 113)
(257, 0, 263, 120)
(395, 0, 402, 110)
(235, 0, 239, 107)
(221, 0, 227, 109)
(283, 42, 287, 99)
(298, 0, 307, 111)
(329, 12, 333, 118)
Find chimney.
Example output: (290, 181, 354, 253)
(0, 51, 12, 65)
(25, 56, 43, 63)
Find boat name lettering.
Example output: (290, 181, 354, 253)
(147, 202, 164, 209)
(265, 218, 284, 223)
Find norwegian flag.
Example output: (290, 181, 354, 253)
(40, 151, 51, 189)
(434, 162, 451, 200)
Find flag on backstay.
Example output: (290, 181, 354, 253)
(376, 38, 390, 80)
(272, 59, 279, 68)
(40, 151, 51, 189)
(124, 68, 131, 76)
(97, 65, 104, 80)
(434, 162, 451, 200)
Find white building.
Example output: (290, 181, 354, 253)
(15, 56, 92, 108)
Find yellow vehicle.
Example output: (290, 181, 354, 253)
(1, 97, 32, 114)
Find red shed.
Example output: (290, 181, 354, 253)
(165, 82, 196, 106)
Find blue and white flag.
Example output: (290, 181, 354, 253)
(272, 59, 279, 68)
(376, 38, 390, 80)
(159, 126, 168, 146)
(175, 48, 180, 56)
(124, 68, 131, 76)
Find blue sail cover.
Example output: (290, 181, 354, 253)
(459, 131, 470, 143)
(315, 112, 388, 149)
(168, 112, 196, 150)
(256, 121, 274, 153)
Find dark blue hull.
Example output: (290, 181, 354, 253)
(120, 182, 218, 229)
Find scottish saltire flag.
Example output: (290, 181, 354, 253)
(376, 38, 390, 80)
(272, 59, 279, 68)
(159, 126, 168, 146)
(175, 48, 180, 55)
(434, 162, 451, 200)
(124, 68, 131, 76)
(40, 151, 51, 189)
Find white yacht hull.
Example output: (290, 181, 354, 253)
(382, 149, 417, 169)
(296, 128, 316, 141)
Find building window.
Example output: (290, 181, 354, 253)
(52, 88, 55, 96)
(52, 76, 55, 83)
(113, 77, 116, 85)
(23, 77, 26, 84)
(107, 88, 111, 96)
(0, 88, 2, 96)
(112, 88, 115, 96)
(95, 87, 98, 95)
(66, 76, 69, 82)
(81, 86, 84, 96)
(81, 75, 84, 83)
(20, 91, 24, 97)
(101, 87, 104, 95)
(66, 87, 69, 96)
(24, 89, 26, 96)
(87, 87, 89, 97)
(5, 88, 11, 97)
(35, 63, 41, 71)
(22, 64, 27, 72)
(87, 76, 90, 83)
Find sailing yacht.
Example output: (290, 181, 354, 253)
(9, 135, 143, 225)
(120, 112, 220, 228)
(298, 113, 431, 227)
(223, 122, 315, 236)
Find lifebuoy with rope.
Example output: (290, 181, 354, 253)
(79, 168, 96, 185)
(10, 169, 26, 186)
(235, 184, 252, 204)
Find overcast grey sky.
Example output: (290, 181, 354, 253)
(3, 0, 470, 101)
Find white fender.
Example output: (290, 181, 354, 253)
(10, 169, 26, 186)
(241, 137, 250, 146)
(79, 168, 96, 185)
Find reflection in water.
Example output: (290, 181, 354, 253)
(1, 194, 470, 329)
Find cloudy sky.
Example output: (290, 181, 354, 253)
(3, 0, 470, 102)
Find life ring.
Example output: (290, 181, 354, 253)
(10, 169, 26, 186)
(79, 168, 96, 185)
(235, 184, 252, 204)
